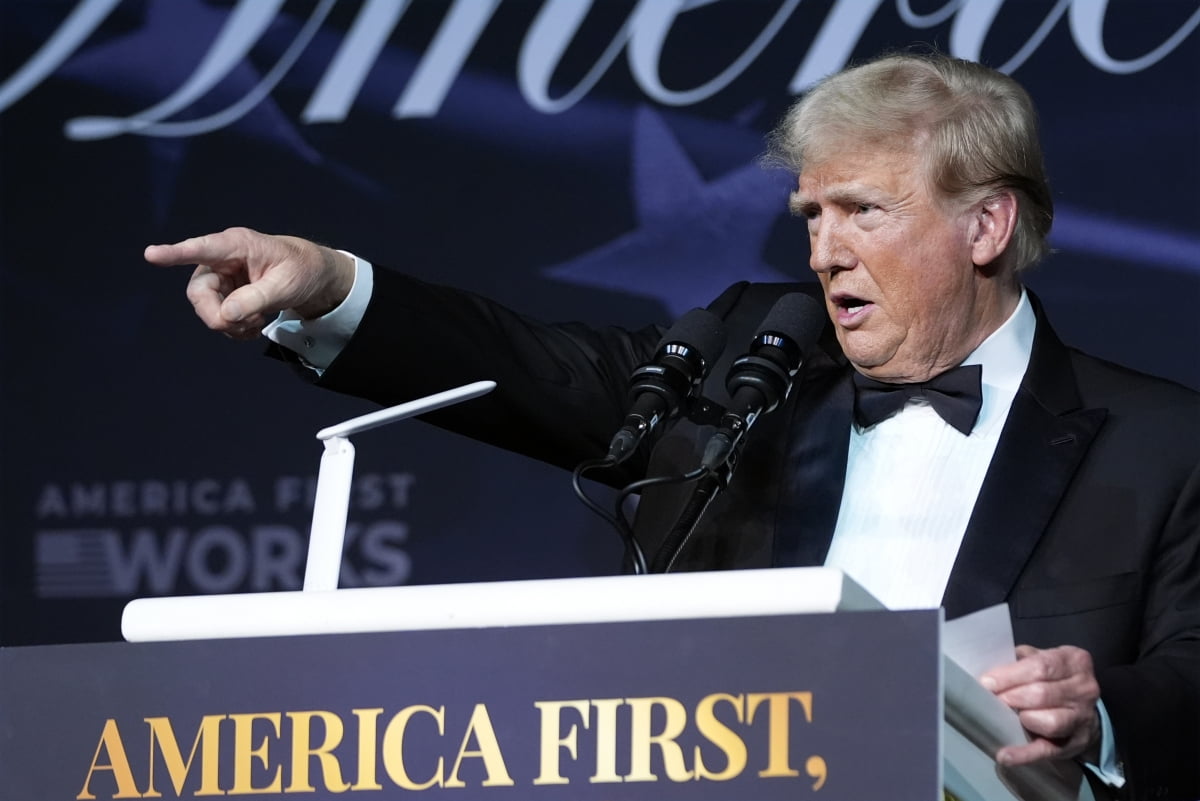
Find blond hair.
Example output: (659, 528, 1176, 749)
(768, 52, 1053, 271)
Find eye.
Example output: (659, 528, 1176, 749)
(791, 200, 819, 220)
(855, 203, 877, 214)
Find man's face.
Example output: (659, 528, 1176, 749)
(794, 146, 1011, 383)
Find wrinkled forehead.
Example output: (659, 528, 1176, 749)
(795, 131, 945, 205)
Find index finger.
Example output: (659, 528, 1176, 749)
(144, 229, 247, 267)
(980, 646, 1077, 694)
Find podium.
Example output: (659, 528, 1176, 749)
(0, 567, 1098, 801)
(4, 568, 947, 800)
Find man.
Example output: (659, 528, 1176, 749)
(146, 53, 1199, 799)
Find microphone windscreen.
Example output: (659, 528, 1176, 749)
(657, 308, 727, 366)
(758, 293, 826, 349)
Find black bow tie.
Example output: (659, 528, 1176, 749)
(852, 364, 983, 435)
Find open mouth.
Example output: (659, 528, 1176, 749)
(830, 293, 874, 325)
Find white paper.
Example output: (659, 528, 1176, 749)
(944, 603, 1018, 680)
(942, 604, 1093, 801)
(943, 603, 1028, 748)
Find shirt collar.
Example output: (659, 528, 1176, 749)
(960, 288, 1035, 395)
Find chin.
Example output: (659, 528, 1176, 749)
(844, 350, 913, 381)
(851, 364, 891, 379)
(838, 338, 888, 372)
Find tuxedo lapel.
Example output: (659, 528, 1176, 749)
(941, 303, 1107, 618)
(772, 351, 855, 567)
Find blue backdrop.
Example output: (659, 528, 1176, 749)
(2, 0, 1197, 645)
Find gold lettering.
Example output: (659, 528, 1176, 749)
(381, 705, 445, 790)
(229, 712, 283, 794)
(747, 691, 812, 778)
(77, 719, 141, 800)
(806, 755, 828, 790)
(72, 692, 811, 799)
(693, 693, 747, 781)
(589, 698, 623, 784)
(350, 708, 384, 791)
(444, 704, 514, 788)
(143, 715, 224, 797)
(626, 696, 692, 782)
(285, 711, 351, 793)
(533, 699, 589, 785)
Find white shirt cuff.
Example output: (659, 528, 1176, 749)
(262, 251, 373, 371)
(1082, 699, 1125, 788)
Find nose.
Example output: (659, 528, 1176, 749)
(808, 214, 854, 275)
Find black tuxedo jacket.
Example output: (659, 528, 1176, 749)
(312, 269, 1200, 800)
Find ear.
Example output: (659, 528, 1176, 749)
(970, 189, 1019, 269)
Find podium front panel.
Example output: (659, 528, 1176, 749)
(0, 609, 940, 800)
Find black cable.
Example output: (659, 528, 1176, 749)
(614, 467, 710, 574)
(572, 457, 648, 574)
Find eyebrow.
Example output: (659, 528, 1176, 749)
(788, 192, 815, 216)
(790, 183, 884, 215)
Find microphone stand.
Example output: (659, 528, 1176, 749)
(649, 457, 734, 574)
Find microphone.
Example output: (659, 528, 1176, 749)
(607, 308, 727, 464)
(701, 293, 825, 471)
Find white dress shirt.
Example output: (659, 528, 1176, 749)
(824, 291, 1034, 609)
